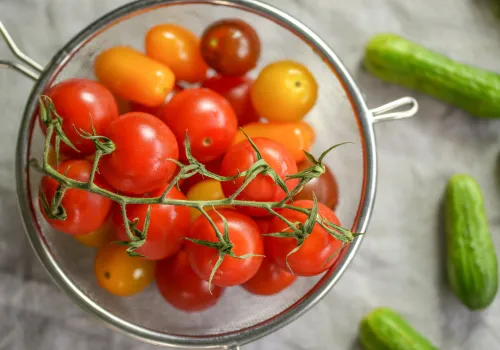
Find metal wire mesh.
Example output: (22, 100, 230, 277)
(24, 1, 364, 343)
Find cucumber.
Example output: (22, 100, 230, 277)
(360, 307, 437, 350)
(445, 174, 498, 310)
(364, 33, 500, 118)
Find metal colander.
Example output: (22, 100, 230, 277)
(2, 0, 418, 348)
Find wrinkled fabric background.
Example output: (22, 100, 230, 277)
(2, 0, 500, 349)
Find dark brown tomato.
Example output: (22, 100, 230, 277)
(200, 19, 260, 76)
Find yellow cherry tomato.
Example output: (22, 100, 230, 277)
(94, 243, 156, 297)
(74, 217, 113, 248)
(186, 179, 228, 221)
(251, 60, 318, 122)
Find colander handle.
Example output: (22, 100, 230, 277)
(370, 97, 418, 123)
(0, 20, 43, 80)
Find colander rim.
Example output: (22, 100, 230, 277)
(15, 0, 377, 348)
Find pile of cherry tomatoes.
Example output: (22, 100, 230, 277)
(39, 18, 341, 312)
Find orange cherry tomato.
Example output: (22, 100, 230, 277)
(94, 243, 156, 297)
(251, 60, 318, 122)
(186, 179, 227, 221)
(74, 216, 113, 248)
(94, 46, 175, 107)
(299, 120, 316, 144)
(146, 24, 208, 83)
(232, 122, 315, 162)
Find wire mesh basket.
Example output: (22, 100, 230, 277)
(1, 0, 418, 348)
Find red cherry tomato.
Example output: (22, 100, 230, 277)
(161, 88, 238, 163)
(202, 76, 260, 126)
(41, 78, 119, 156)
(254, 217, 273, 234)
(112, 186, 190, 260)
(220, 138, 298, 217)
(99, 112, 179, 194)
(39, 159, 112, 235)
(156, 250, 224, 312)
(264, 200, 344, 276)
(200, 19, 261, 76)
(242, 259, 297, 296)
(185, 209, 264, 287)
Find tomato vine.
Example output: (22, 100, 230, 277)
(33, 96, 359, 286)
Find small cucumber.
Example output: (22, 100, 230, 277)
(445, 174, 498, 310)
(360, 307, 437, 350)
(364, 33, 500, 118)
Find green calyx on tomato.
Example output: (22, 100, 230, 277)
(34, 95, 357, 276)
(264, 195, 352, 274)
(287, 142, 352, 198)
(226, 130, 292, 201)
(39, 95, 79, 159)
(185, 208, 264, 292)
(113, 204, 152, 257)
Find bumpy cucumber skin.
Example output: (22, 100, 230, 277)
(364, 34, 500, 118)
(360, 307, 437, 350)
(445, 174, 498, 310)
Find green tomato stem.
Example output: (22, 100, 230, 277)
(35, 95, 359, 263)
